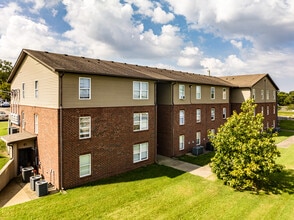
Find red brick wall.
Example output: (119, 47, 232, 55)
(18, 106, 60, 188)
(158, 103, 230, 157)
(61, 106, 156, 189)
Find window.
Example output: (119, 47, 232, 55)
(22, 83, 25, 99)
(211, 108, 215, 121)
(273, 91, 276, 100)
(252, 89, 256, 99)
(133, 142, 148, 163)
(34, 114, 38, 134)
(79, 154, 91, 177)
(273, 105, 276, 114)
(179, 135, 185, 150)
(34, 81, 38, 98)
(196, 109, 201, 123)
(222, 107, 226, 119)
(266, 121, 269, 129)
(79, 116, 91, 139)
(79, 77, 91, 99)
(133, 113, 148, 131)
(261, 106, 264, 115)
(273, 120, 276, 128)
(196, 86, 201, 99)
(21, 111, 25, 130)
(179, 110, 185, 125)
(211, 129, 215, 136)
(196, 132, 201, 145)
(179, 84, 185, 99)
(266, 90, 269, 100)
(133, 81, 148, 99)
(267, 106, 269, 115)
(210, 87, 215, 99)
(222, 88, 226, 99)
(261, 90, 264, 100)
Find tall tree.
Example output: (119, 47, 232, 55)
(210, 99, 283, 191)
(0, 59, 12, 100)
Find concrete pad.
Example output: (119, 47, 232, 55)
(277, 135, 294, 148)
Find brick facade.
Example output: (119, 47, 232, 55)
(61, 106, 156, 189)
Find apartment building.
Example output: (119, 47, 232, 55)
(1, 49, 278, 189)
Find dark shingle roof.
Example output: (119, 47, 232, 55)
(8, 49, 233, 87)
(219, 74, 279, 90)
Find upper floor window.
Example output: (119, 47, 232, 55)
(196, 109, 201, 123)
(211, 108, 215, 121)
(179, 110, 185, 125)
(79, 154, 91, 177)
(79, 116, 91, 139)
(34, 114, 38, 134)
(252, 89, 256, 99)
(222, 88, 226, 99)
(133, 142, 148, 163)
(196, 132, 201, 145)
(133, 81, 148, 99)
(79, 77, 91, 100)
(34, 81, 38, 98)
(133, 113, 148, 131)
(266, 90, 269, 100)
(261, 106, 264, 115)
(273, 91, 276, 100)
(22, 83, 25, 99)
(179, 135, 185, 150)
(179, 84, 185, 99)
(261, 90, 264, 100)
(196, 86, 201, 99)
(222, 107, 227, 119)
(210, 87, 215, 99)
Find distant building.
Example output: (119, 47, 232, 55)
(1, 49, 279, 189)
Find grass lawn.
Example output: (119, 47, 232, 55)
(278, 111, 294, 117)
(178, 151, 215, 166)
(1, 146, 294, 219)
(0, 121, 9, 170)
(279, 120, 294, 131)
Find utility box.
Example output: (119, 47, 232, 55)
(21, 166, 34, 183)
(192, 146, 204, 156)
(30, 175, 42, 191)
(36, 180, 48, 197)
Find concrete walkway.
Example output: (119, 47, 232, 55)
(277, 134, 294, 148)
(157, 155, 214, 179)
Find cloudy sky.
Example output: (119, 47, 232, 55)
(0, 0, 294, 92)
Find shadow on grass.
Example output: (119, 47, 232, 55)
(265, 169, 294, 194)
(82, 164, 185, 188)
(178, 151, 215, 166)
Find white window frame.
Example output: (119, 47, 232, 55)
(133, 113, 149, 131)
(261, 90, 264, 100)
(34, 114, 38, 134)
(179, 84, 185, 99)
(267, 106, 269, 115)
(222, 88, 226, 100)
(196, 132, 201, 145)
(196, 109, 201, 123)
(266, 90, 269, 100)
(222, 107, 226, 119)
(273, 91, 276, 100)
(273, 105, 276, 114)
(133, 142, 148, 163)
(22, 82, 25, 99)
(273, 120, 276, 128)
(261, 106, 264, 115)
(79, 116, 91, 139)
(79, 154, 91, 177)
(179, 135, 185, 150)
(133, 81, 149, 100)
(210, 87, 215, 99)
(211, 108, 215, 121)
(34, 80, 38, 98)
(79, 77, 91, 100)
(179, 110, 185, 125)
(252, 89, 256, 99)
(196, 86, 201, 99)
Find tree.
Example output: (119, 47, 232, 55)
(210, 99, 283, 191)
(0, 59, 12, 101)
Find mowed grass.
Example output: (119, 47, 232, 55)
(1, 145, 294, 220)
(0, 121, 9, 169)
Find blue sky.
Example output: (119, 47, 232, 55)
(0, 0, 294, 92)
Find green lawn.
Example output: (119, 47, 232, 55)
(278, 111, 294, 117)
(1, 146, 294, 219)
(0, 121, 9, 170)
(178, 151, 215, 166)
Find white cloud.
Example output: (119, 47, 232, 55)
(177, 46, 202, 67)
(152, 6, 174, 24)
(230, 40, 242, 50)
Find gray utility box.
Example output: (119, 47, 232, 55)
(192, 146, 204, 156)
(35, 180, 48, 197)
(30, 175, 42, 191)
(21, 166, 34, 183)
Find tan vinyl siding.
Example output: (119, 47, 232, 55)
(10, 56, 59, 108)
(230, 88, 251, 103)
(252, 78, 277, 103)
(62, 74, 155, 108)
(173, 83, 230, 104)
